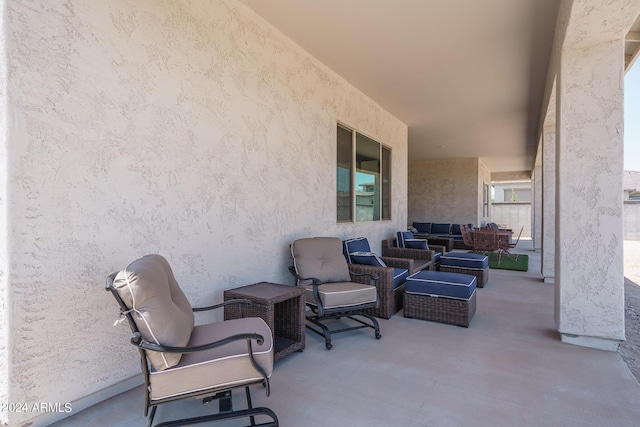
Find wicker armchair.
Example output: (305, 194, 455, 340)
(342, 237, 414, 319)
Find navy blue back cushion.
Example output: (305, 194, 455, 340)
(396, 231, 414, 248)
(342, 237, 372, 262)
(451, 224, 462, 235)
(412, 222, 431, 233)
(431, 223, 452, 235)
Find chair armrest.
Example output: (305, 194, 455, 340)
(288, 265, 322, 285)
(130, 331, 267, 353)
(288, 265, 377, 285)
(348, 264, 379, 284)
(347, 264, 385, 286)
(379, 256, 414, 271)
(348, 264, 393, 296)
(429, 245, 446, 254)
(381, 246, 436, 262)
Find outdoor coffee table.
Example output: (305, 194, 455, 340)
(224, 282, 306, 361)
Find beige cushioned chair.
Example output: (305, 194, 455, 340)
(289, 237, 381, 349)
(106, 254, 278, 427)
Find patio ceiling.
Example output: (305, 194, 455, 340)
(238, 0, 560, 173)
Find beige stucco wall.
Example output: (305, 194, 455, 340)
(0, 0, 8, 414)
(548, 0, 640, 350)
(491, 170, 531, 181)
(408, 158, 484, 227)
(542, 125, 556, 283)
(532, 165, 543, 250)
(1, 1, 408, 425)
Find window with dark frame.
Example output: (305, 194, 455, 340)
(483, 182, 490, 217)
(337, 124, 392, 222)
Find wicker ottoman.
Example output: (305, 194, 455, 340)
(439, 252, 489, 287)
(403, 271, 477, 327)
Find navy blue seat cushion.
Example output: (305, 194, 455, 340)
(433, 252, 441, 263)
(431, 223, 452, 235)
(343, 237, 371, 254)
(412, 222, 431, 234)
(392, 268, 409, 289)
(440, 252, 488, 269)
(349, 251, 387, 267)
(405, 271, 476, 299)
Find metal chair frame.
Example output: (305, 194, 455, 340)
(497, 226, 524, 264)
(288, 266, 381, 350)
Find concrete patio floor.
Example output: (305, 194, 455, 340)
(52, 240, 640, 427)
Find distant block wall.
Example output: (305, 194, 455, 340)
(491, 203, 531, 238)
(624, 202, 640, 241)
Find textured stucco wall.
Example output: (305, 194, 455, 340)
(0, 0, 9, 420)
(542, 126, 556, 282)
(556, 38, 626, 348)
(491, 170, 532, 181)
(3, 1, 407, 425)
(545, 0, 640, 350)
(408, 158, 480, 226)
(532, 165, 543, 250)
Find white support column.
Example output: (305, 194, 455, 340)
(555, 39, 625, 351)
(542, 126, 556, 284)
(533, 165, 543, 251)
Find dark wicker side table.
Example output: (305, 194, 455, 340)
(224, 282, 306, 362)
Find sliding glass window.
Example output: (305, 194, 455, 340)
(336, 124, 392, 222)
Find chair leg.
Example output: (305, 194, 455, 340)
(347, 313, 381, 340)
(305, 315, 334, 349)
(147, 406, 157, 427)
(245, 386, 256, 427)
(150, 388, 279, 427)
(305, 311, 381, 350)
(152, 407, 279, 427)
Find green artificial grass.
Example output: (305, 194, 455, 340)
(486, 253, 528, 271)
